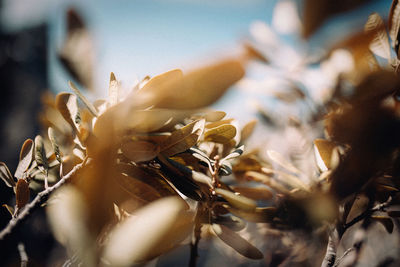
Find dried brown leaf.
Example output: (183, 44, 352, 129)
(16, 179, 30, 209)
(389, 0, 400, 56)
(314, 139, 337, 171)
(364, 12, 391, 60)
(240, 119, 257, 143)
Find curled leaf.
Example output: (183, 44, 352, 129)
(48, 127, 62, 163)
(364, 12, 391, 60)
(0, 162, 15, 187)
(212, 224, 263, 260)
(103, 197, 194, 265)
(56, 92, 81, 133)
(314, 139, 337, 171)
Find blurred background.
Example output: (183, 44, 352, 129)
(0, 0, 393, 265)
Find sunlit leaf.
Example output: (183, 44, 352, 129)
(215, 188, 256, 211)
(314, 139, 337, 171)
(262, 167, 309, 191)
(14, 139, 34, 179)
(121, 140, 159, 163)
(69, 81, 99, 117)
(56, 92, 81, 133)
(136, 60, 245, 109)
(364, 12, 391, 60)
(108, 72, 119, 107)
(103, 197, 194, 265)
(221, 145, 244, 163)
(0, 162, 15, 187)
(245, 171, 290, 194)
(204, 124, 237, 144)
(212, 224, 263, 260)
(203, 110, 226, 122)
(160, 119, 205, 156)
(47, 186, 96, 266)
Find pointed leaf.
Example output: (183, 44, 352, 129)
(56, 92, 81, 133)
(314, 139, 337, 171)
(212, 224, 263, 259)
(108, 72, 119, 106)
(103, 197, 194, 265)
(212, 214, 246, 232)
(215, 188, 256, 211)
(121, 140, 159, 163)
(14, 139, 34, 179)
(204, 110, 226, 122)
(0, 162, 15, 187)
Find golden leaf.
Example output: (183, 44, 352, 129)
(215, 188, 256, 211)
(204, 124, 237, 144)
(14, 139, 34, 179)
(121, 140, 159, 163)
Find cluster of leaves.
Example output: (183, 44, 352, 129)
(4, 1, 400, 267)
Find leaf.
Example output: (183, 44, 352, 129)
(55, 92, 81, 133)
(58, 8, 94, 89)
(135, 60, 245, 109)
(204, 124, 237, 144)
(212, 224, 263, 260)
(267, 150, 301, 175)
(372, 215, 394, 233)
(34, 135, 49, 173)
(16, 179, 30, 209)
(389, 0, 400, 56)
(69, 81, 99, 117)
(262, 167, 309, 191)
(48, 127, 62, 163)
(221, 145, 244, 163)
(364, 12, 391, 60)
(0, 162, 15, 187)
(160, 119, 205, 156)
(240, 120, 257, 143)
(2, 204, 14, 217)
(232, 186, 273, 200)
(108, 72, 119, 107)
(215, 188, 256, 211)
(103, 197, 194, 265)
(205, 119, 235, 129)
(47, 186, 96, 266)
(14, 139, 34, 179)
(314, 139, 337, 171)
(245, 171, 290, 194)
(204, 110, 226, 122)
(121, 140, 159, 163)
(213, 214, 246, 232)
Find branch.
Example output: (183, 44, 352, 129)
(321, 228, 339, 267)
(17, 242, 28, 267)
(0, 160, 88, 241)
(189, 204, 204, 267)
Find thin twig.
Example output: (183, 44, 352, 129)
(0, 160, 89, 241)
(17, 242, 28, 267)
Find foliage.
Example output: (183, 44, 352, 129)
(2, 1, 400, 266)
